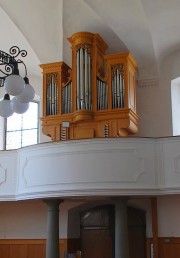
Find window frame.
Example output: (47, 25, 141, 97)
(4, 101, 39, 150)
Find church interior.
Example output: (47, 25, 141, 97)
(0, 0, 179, 258)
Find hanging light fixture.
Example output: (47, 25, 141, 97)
(0, 46, 35, 117)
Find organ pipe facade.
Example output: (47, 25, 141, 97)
(41, 32, 138, 141)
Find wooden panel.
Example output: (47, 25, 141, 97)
(9, 244, 27, 258)
(0, 244, 10, 258)
(0, 239, 78, 258)
(159, 238, 180, 258)
(60, 239, 67, 258)
(27, 244, 45, 258)
(3, 237, 180, 258)
(159, 241, 171, 258)
(147, 237, 180, 258)
(73, 127, 94, 139)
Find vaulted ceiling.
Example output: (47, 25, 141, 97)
(0, 0, 180, 81)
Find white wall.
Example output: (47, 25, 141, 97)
(0, 196, 179, 240)
(136, 78, 160, 137)
(0, 200, 80, 239)
(158, 196, 180, 237)
(0, 200, 47, 239)
(135, 49, 180, 137)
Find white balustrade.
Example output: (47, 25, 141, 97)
(0, 137, 180, 200)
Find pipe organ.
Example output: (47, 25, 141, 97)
(40, 32, 138, 141)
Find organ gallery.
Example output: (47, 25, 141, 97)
(40, 32, 138, 141)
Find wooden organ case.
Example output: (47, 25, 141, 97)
(40, 32, 138, 141)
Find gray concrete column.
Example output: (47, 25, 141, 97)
(114, 198, 129, 258)
(44, 199, 63, 258)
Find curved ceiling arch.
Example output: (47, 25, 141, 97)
(83, 0, 159, 79)
(140, 0, 180, 62)
(0, 5, 40, 79)
(0, 0, 180, 80)
(0, 0, 63, 65)
(63, 0, 128, 67)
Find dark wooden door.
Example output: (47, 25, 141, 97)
(81, 229, 113, 258)
(80, 205, 146, 258)
(128, 207, 146, 258)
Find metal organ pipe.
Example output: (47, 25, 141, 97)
(80, 48, 84, 110)
(112, 65, 124, 109)
(84, 49, 88, 110)
(49, 78, 52, 115)
(46, 74, 58, 115)
(116, 69, 120, 108)
(54, 77, 58, 115)
(97, 78, 108, 110)
(67, 82, 71, 113)
(76, 49, 80, 110)
(97, 79, 100, 110)
(51, 76, 54, 113)
(65, 84, 68, 113)
(76, 46, 92, 111)
(62, 81, 72, 114)
(88, 54, 91, 110)
(46, 83, 50, 115)
(121, 74, 124, 107)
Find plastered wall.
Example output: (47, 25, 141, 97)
(0, 196, 178, 240)
(0, 200, 83, 239)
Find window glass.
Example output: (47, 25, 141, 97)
(171, 78, 180, 136)
(6, 131, 21, 150)
(22, 102, 38, 129)
(6, 102, 39, 150)
(6, 113, 22, 131)
(22, 129, 38, 147)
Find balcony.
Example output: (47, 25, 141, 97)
(0, 136, 180, 201)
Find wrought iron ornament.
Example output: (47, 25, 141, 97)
(0, 46, 27, 87)
(0, 45, 35, 118)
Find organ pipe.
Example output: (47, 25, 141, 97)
(80, 48, 84, 109)
(76, 49, 80, 110)
(85, 49, 88, 110)
(88, 54, 91, 110)
(112, 65, 124, 109)
(46, 73, 58, 116)
(76, 45, 92, 111)
(97, 77, 108, 110)
(62, 81, 72, 114)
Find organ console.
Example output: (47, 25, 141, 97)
(40, 32, 138, 141)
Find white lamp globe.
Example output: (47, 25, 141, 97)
(0, 94, 14, 117)
(12, 97, 29, 114)
(17, 77, 35, 103)
(4, 74, 25, 96)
